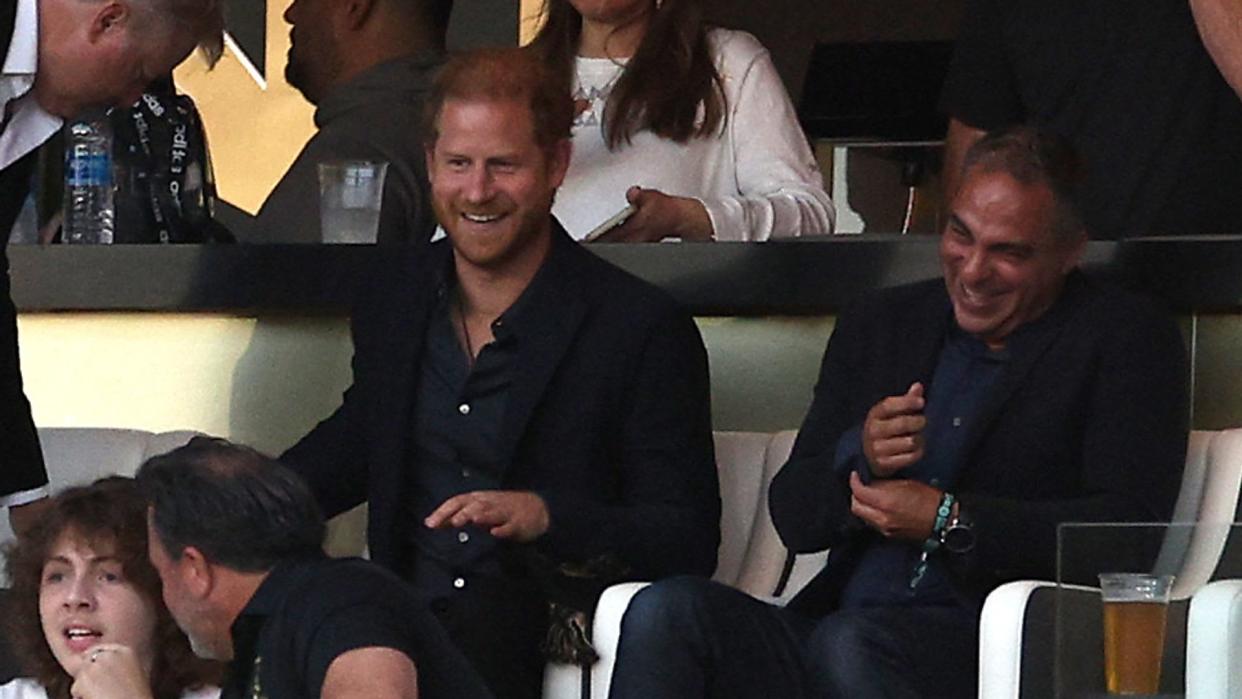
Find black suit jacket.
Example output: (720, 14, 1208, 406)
(0, 12, 50, 499)
(770, 273, 1189, 617)
(284, 226, 721, 586)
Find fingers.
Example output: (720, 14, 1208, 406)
(871, 383, 925, 421)
(848, 472, 941, 541)
(869, 434, 925, 473)
(863, 383, 927, 476)
(424, 494, 469, 529)
(425, 493, 507, 529)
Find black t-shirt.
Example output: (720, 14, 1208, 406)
(940, 0, 1242, 238)
(221, 556, 493, 699)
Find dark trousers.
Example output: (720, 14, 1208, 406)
(609, 576, 979, 699)
(429, 576, 548, 699)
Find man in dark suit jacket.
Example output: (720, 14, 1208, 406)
(1, 0, 223, 532)
(607, 127, 1189, 699)
(281, 48, 720, 699)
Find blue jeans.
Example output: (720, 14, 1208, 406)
(608, 576, 979, 699)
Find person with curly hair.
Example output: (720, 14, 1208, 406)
(532, 0, 834, 242)
(1, 477, 220, 699)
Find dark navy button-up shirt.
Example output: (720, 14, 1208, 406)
(837, 322, 1009, 608)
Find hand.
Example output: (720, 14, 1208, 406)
(8, 497, 51, 537)
(848, 471, 943, 542)
(861, 382, 926, 478)
(70, 644, 153, 699)
(424, 490, 550, 542)
(592, 186, 714, 242)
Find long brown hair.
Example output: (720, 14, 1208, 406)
(4, 478, 221, 699)
(532, 0, 726, 149)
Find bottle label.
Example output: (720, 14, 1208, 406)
(66, 151, 112, 187)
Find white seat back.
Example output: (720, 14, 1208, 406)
(0, 427, 199, 544)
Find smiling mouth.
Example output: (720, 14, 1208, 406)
(462, 212, 504, 224)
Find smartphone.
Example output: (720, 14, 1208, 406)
(583, 204, 637, 242)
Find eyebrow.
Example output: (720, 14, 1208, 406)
(43, 555, 122, 566)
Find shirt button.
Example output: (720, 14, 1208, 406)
(952, 416, 962, 427)
(458, 531, 470, 544)
(461, 468, 471, 478)
(453, 577, 466, 589)
(458, 403, 471, 415)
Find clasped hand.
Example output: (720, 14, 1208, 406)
(851, 382, 941, 541)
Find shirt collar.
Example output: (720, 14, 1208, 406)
(4, 0, 39, 77)
(432, 219, 576, 342)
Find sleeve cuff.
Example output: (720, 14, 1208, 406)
(833, 423, 877, 484)
(0, 485, 50, 509)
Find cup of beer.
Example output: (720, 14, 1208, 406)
(1098, 573, 1174, 694)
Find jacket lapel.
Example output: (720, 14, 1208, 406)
(495, 232, 589, 470)
(957, 273, 1086, 468)
(369, 248, 443, 506)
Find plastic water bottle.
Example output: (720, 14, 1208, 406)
(62, 111, 115, 244)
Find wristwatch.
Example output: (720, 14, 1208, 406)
(940, 506, 975, 554)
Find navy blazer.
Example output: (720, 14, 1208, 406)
(770, 273, 1189, 616)
(284, 225, 721, 583)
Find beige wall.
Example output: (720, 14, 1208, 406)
(17, 313, 833, 444)
(174, 1, 317, 215)
(19, 311, 1237, 440)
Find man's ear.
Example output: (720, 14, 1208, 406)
(1062, 231, 1088, 273)
(424, 143, 437, 182)
(339, 0, 377, 31)
(546, 138, 572, 190)
(178, 546, 216, 599)
(88, 1, 129, 42)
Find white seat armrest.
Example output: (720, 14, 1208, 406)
(978, 581, 1098, 699)
(1187, 579, 1242, 699)
(541, 581, 651, 699)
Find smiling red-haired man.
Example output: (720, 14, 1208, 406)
(281, 47, 721, 699)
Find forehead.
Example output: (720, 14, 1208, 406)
(952, 168, 1058, 245)
(434, 98, 538, 150)
(46, 528, 116, 561)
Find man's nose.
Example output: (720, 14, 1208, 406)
(960, 249, 990, 283)
(463, 167, 495, 203)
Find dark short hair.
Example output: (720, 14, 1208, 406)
(136, 437, 325, 572)
(423, 47, 574, 154)
(960, 126, 1087, 243)
(3, 477, 220, 699)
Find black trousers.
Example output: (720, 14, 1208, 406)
(430, 575, 549, 699)
(609, 576, 979, 699)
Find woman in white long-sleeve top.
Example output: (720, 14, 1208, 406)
(533, 0, 835, 242)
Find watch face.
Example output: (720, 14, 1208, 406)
(943, 524, 975, 554)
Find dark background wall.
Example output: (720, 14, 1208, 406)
(706, 0, 967, 103)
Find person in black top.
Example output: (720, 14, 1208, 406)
(940, 0, 1242, 238)
(136, 437, 492, 699)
